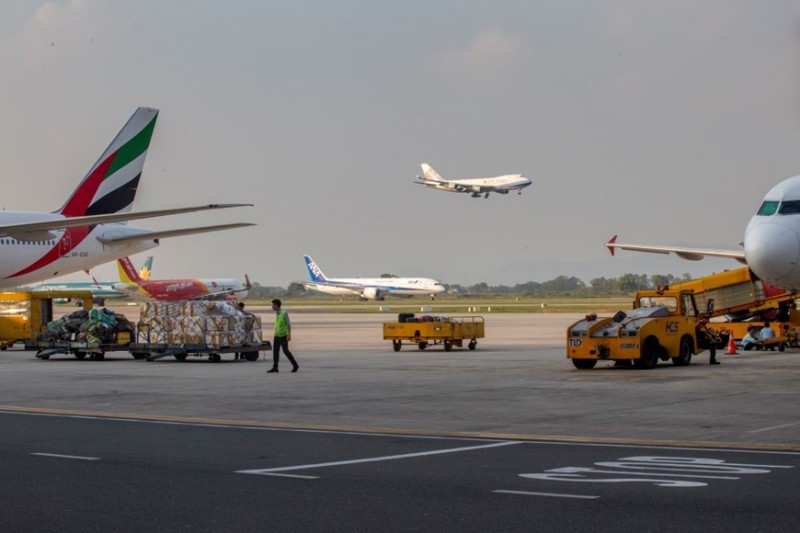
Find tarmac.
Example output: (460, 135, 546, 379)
(1, 305, 798, 451)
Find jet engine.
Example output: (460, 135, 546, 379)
(361, 287, 385, 301)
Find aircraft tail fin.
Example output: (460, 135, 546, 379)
(58, 107, 159, 218)
(304, 255, 328, 283)
(139, 256, 154, 280)
(420, 163, 445, 182)
(117, 256, 143, 285)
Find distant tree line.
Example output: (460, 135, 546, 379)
(244, 273, 694, 299)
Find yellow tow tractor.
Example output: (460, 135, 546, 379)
(567, 288, 714, 369)
(383, 314, 485, 352)
(0, 291, 95, 350)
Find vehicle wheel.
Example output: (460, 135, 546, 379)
(671, 336, 693, 366)
(90, 353, 105, 361)
(209, 353, 221, 363)
(468, 340, 477, 350)
(174, 353, 188, 361)
(571, 358, 597, 370)
(74, 351, 87, 360)
(393, 340, 401, 352)
(418, 342, 427, 350)
(244, 351, 259, 361)
(779, 342, 786, 352)
(0, 346, 6, 351)
(131, 352, 147, 360)
(444, 340, 452, 352)
(635, 338, 659, 369)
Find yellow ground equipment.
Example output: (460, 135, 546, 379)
(567, 289, 708, 369)
(383, 314, 485, 352)
(0, 291, 94, 349)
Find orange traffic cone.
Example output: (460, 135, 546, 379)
(726, 330, 738, 355)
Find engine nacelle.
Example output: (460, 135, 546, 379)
(361, 287, 385, 301)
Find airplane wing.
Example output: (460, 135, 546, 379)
(302, 281, 363, 295)
(96, 223, 255, 244)
(189, 286, 250, 301)
(0, 203, 253, 239)
(606, 235, 747, 263)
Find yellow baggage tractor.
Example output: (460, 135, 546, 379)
(383, 314, 485, 352)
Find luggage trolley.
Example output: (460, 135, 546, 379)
(383, 314, 485, 352)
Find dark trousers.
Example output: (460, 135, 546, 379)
(272, 335, 297, 369)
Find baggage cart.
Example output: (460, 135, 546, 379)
(383, 315, 484, 352)
(129, 340, 271, 362)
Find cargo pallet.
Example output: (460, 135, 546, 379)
(383, 316, 485, 352)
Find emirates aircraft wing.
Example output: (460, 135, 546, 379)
(96, 223, 255, 244)
(0, 204, 253, 239)
(606, 235, 747, 263)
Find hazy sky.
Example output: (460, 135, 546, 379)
(2, 1, 799, 287)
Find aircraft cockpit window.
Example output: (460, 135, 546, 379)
(778, 200, 800, 215)
(756, 200, 779, 216)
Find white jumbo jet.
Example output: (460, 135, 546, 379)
(607, 175, 800, 292)
(414, 163, 532, 198)
(302, 255, 446, 300)
(0, 107, 253, 290)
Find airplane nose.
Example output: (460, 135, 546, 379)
(744, 221, 800, 287)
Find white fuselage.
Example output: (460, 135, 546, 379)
(306, 277, 446, 299)
(0, 212, 156, 289)
(742, 175, 800, 291)
(429, 174, 531, 194)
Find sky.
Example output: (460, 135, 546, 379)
(1, 0, 799, 287)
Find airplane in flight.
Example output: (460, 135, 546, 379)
(113, 256, 250, 301)
(0, 107, 253, 290)
(302, 255, 446, 300)
(607, 175, 800, 292)
(414, 163, 531, 198)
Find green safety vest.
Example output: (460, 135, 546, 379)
(274, 310, 289, 337)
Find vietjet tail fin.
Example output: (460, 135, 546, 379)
(117, 257, 143, 285)
(420, 163, 445, 182)
(59, 107, 159, 218)
(304, 255, 328, 283)
(139, 256, 153, 280)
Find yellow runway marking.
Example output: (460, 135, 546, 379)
(1, 405, 799, 453)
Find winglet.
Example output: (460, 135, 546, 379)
(606, 235, 618, 256)
(244, 274, 252, 290)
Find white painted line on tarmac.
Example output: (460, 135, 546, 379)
(748, 421, 800, 434)
(237, 440, 521, 475)
(31, 452, 99, 461)
(494, 489, 599, 500)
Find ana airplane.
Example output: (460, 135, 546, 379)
(302, 255, 446, 300)
(414, 163, 531, 198)
(0, 107, 253, 290)
(113, 256, 250, 301)
(607, 175, 800, 292)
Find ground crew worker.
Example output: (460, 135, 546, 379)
(267, 298, 299, 373)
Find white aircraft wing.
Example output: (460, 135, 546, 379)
(96, 223, 255, 244)
(606, 235, 747, 263)
(302, 281, 363, 294)
(0, 204, 253, 239)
